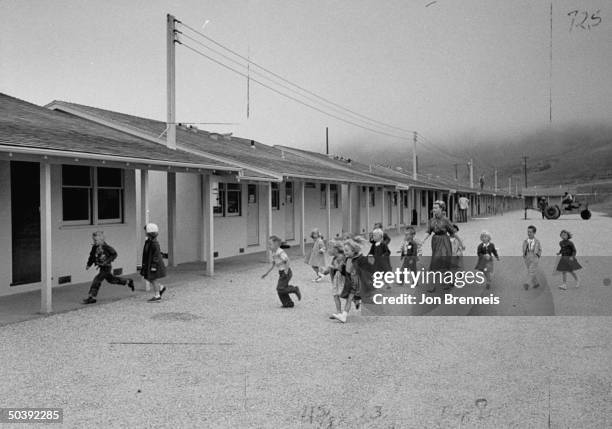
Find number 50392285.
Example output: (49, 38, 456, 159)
(0, 408, 63, 424)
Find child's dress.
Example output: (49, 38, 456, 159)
(329, 257, 346, 296)
(475, 242, 499, 273)
(400, 239, 418, 272)
(305, 237, 326, 268)
(368, 241, 392, 273)
(450, 235, 465, 270)
(555, 239, 582, 272)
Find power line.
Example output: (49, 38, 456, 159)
(179, 42, 415, 141)
(179, 32, 411, 134)
(178, 20, 416, 135)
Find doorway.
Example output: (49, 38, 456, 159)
(284, 182, 295, 240)
(246, 184, 259, 246)
(11, 161, 41, 285)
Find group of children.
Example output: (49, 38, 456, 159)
(262, 222, 583, 322)
(82, 223, 166, 304)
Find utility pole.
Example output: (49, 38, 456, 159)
(494, 168, 498, 191)
(412, 131, 418, 180)
(522, 156, 528, 189)
(166, 14, 178, 150)
(325, 127, 329, 155)
(469, 159, 474, 189)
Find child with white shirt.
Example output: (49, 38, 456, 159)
(262, 236, 302, 307)
(522, 225, 542, 290)
(475, 230, 499, 289)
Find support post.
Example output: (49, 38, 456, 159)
(396, 191, 401, 230)
(326, 183, 331, 240)
(141, 169, 151, 291)
(40, 162, 52, 314)
(412, 131, 418, 180)
(166, 14, 177, 149)
(202, 174, 214, 276)
(167, 172, 177, 266)
(365, 186, 371, 232)
(267, 182, 273, 262)
(347, 184, 352, 235)
(381, 188, 386, 227)
(299, 181, 305, 256)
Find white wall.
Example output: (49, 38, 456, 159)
(0, 163, 138, 297)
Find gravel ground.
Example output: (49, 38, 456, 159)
(0, 210, 610, 428)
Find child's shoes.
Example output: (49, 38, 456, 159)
(82, 297, 96, 304)
(558, 283, 567, 290)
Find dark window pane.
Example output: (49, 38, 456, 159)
(63, 188, 90, 221)
(98, 188, 121, 220)
(62, 165, 91, 187)
(227, 190, 241, 215)
(226, 183, 241, 191)
(97, 168, 122, 187)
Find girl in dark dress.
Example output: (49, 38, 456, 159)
(475, 231, 500, 290)
(555, 230, 581, 290)
(422, 201, 454, 291)
(141, 223, 167, 302)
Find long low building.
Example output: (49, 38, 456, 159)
(1, 93, 521, 310)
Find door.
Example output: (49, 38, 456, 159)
(246, 184, 259, 246)
(11, 161, 41, 285)
(284, 182, 295, 240)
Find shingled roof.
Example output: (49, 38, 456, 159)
(46, 100, 399, 187)
(0, 93, 239, 172)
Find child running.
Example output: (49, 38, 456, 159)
(140, 223, 167, 302)
(263, 235, 302, 307)
(305, 228, 326, 282)
(398, 227, 419, 287)
(522, 225, 542, 290)
(82, 231, 134, 304)
(321, 243, 347, 318)
(475, 230, 500, 290)
(450, 224, 466, 271)
(368, 228, 392, 289)
(555, 229, 582, 290)
(332, 239, 366, 322)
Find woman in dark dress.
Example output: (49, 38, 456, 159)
(422, 201, 454, 291)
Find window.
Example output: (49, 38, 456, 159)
(393, 192, 398, 206)
(62, 165, 123, 225)
(403, 191, 409, 208)
(226, 184, 242, 216)
(214, 182, 243, 217)
(320, 184, 326, 209)
(370, 186, 376, 207)
(213, 180, 224, 216)
(271, 183, 280, 210)
(330, 184, 339, 209)
(62, 165, 92, 223)
(97, 168, 123, 223)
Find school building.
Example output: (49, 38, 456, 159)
(1, 93, 521, 311)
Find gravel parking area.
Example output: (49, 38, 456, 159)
(1, 210, 610, 428)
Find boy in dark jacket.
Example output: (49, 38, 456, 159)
(83, 231, 134, 304)
(141, 223, 167, 302)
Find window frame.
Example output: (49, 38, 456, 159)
(225, 183, 242, 217)
(61, 165, 124, 226)
(96, 167, 124, 224)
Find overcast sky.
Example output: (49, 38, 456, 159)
(1, 0, 611, 154)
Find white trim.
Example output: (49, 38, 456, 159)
(0, 145, 238, 171)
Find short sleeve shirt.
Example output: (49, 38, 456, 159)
(273, 248, 290, 272)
